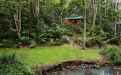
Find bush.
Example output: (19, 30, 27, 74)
(86, 36, 104, 47)
(29, 40, 36, 48)
(0, 53, 34, 75)
(108, 47, 121, 65)
(38, 24, 71, 45)
(100, 47, 121, 65)
(107, 37, 120, 45)
(62, 35, 70, 43)
(76, 37, 83, 46)
(20, 36, 31, 45)
(1, 39, 16, 48)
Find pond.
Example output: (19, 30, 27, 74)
(60, 66, 120, 75)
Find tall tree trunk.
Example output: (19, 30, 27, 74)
(18, 8, 21, 38)
(35, 0, 39, 26)
(14, 5, 21, 39)
(118, 0, 120, 37)
(92, 0, 98, 28)
(99, 0, 101, 24)
(28, 0, 31, 28)
(60, 0, 63, 23)
(114, 0, 118, 37)
(87, 0, 92, 17)
(32, 2, 35, 24)
(119, 18, 121, 37)
(114, 17, 117, 37)
(105, 0, 108, 15)
(30, 0, 39, 27)
(83, 0, 87, 50)
(31, 0, 40, 26)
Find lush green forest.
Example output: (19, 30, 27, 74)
(1, 0, 121, 75)
(0, 0, 121, 48)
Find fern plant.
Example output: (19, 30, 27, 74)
(0, 53, 34, 75)
(100, 47, 121, 65)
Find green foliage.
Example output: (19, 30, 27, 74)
(62, 35, 70, 43)
(100, 47, 121, 65)
(21, 36, 31, 45)
(30, 40, 36, 48)
(14, 42, 22, 48)
(68, 0, 83, 15)
(38, 24, 70, 45)
(86, 35, 104, 47)
(107, 37, 120, 45)
(76, 37, 83, 46)
(0, 39, 16, 48)
(0, 53, 34, 75)
(86, 26, 106, 47)
(0, 0, 121, 47)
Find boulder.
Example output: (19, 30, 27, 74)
(85, 70, 92, 75)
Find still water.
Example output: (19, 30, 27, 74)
(61, 66, 120, 75)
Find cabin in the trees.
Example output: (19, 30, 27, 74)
(64, 14, 83, 24)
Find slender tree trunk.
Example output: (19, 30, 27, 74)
(105, 0, 108, 15)
(119, 18, 121, 37)
(118, 20, 120, 36)
(30, 0, 39, 27)
(35, 0, 39, 26)
(118, 0, 120, 37)
(92, 0, 98, 28)
(114, 17, 117, 36)
(18, 7, 21, 38)
(60, 0, 63, 23)
(28, 0, 31, 28)
(99, 0, 101, 24)
(30, 0, 40, 26)
(114, 0, 118, 37)
(31, 0, 36, 22)
(87, 0, 92, 17)
(83, 0, 86, 50)
(14, 5, 21, 39)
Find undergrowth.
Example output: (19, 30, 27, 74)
(0, 53, 34, 75)
(100, 47, 121, 65)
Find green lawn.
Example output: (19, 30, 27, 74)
(0, 46, 100, 66)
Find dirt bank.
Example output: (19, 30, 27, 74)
(34, 56, 112, 75)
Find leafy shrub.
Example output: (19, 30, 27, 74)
(100, 47, 121, 65)
(14, 42, 22, 48)
(29, 40, 36, 48)
(86, 26, 106, 48)
(38, 24, 71, 45)
(0, 53, 34, 75)
(107, 47, 121, 65)
(1, 39, 16, 48)
(86, 35, 104, 47)
(100, 47, 107, 55)
(76, 37, 83, 46)
(107, 37, 120, 45)
(20, 36, 31, 45)
(62, 35, 70, 43)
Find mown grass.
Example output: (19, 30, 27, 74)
(0, 46, 100, 66)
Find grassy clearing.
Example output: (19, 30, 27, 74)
(0, 46, 100, 66)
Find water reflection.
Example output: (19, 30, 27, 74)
(61, 66, 120, 75)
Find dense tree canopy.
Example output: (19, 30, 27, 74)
(0, 0, 121, 48)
